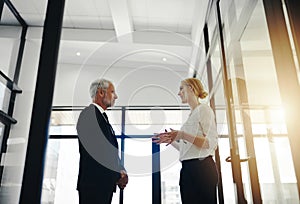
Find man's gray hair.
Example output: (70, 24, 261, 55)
(89, 78, 112, 99)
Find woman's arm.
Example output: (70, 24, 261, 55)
(180, 131, 209, 149)
(153, 129, 208, 149)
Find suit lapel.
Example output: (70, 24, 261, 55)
(93, 105, 118, 148)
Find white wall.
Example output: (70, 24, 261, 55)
(53, 63, 188, 107)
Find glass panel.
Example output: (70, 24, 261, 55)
(0, 82, 11, 113)
(160, 144, 181, 203)
(41, 139, 80, 204)
(0, 123, 4, 155)
(254, 136, 299, 203)
(238, 137, 252, 202)
(240, 1, 280, 105)
(41, 139, 124, 204)
(197, 34, 207, 78)
(224, 0, 300, 202)
(0, 5, 23, 79)
(281, 2, 300, 84)
(220, 0, 253, 26)
(49, 109, 122, 135)
(234, 0, 249, 21)
(0, 5, 20, 26)
(125, 109, 189, 135)
(216, 109, 228, 135)
(218, 138, 235, 203)
(123, 139, 152, 203)
(207, 3, 217, 44)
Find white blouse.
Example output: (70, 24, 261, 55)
(174, 103, 218, 161)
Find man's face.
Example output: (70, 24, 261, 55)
(102, 83, 118, 108)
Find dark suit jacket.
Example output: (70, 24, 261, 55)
(76, 104, 124, 192)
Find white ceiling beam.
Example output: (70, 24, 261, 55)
(133, 31, 192, 46)
(108, 0, 133, 43)
(26, 27, 191, 47)
(26, 27, 117, 42)
(188, 0, 211, 76)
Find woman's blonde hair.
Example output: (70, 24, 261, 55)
(183, 78, 208, 99)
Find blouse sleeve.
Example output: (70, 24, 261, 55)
(198, 105, 218, 151)
(171, 140, 180, 151)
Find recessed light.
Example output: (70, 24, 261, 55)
(162, 57, 167, 61)
(76, 52, 81, 56)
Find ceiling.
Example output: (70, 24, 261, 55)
(1, 0, 208, 72)
(2, 0, 196, 32)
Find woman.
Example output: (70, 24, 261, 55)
(153, 78, 219, 204)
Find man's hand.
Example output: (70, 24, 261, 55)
(117, 170, 128, 190)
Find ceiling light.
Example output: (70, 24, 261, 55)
(162, 57, 167, 61)
(76, 52, 81, 56)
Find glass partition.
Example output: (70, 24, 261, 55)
(219, 0, 299, 203)
(43, 106, 190, 204)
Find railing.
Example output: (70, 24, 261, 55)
(0, 70, 22, 125)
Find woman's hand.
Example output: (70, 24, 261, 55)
(152, 128, 183, 145)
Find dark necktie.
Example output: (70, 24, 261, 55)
(102, 112, 109, 123)
(103, 112, 115, 135)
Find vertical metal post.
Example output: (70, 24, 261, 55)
(204, 23, 224, 204)
(19, 0, 65, 203)
(263, 0, 300, 198)
(0, 0, 4, 21)
(215, 0, 247, 203)
(284, 0, 300, 69)
(152, 143, 161, 204)
(119, 107, 126, 204)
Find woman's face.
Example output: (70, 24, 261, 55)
(178, 82, 191, 103)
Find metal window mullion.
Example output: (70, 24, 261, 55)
(284, 0, 300, 69)
(152, 142, 161, 204)
(0, 0, 4, 22)
(119, 107, 126, 204)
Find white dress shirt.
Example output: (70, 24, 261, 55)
(92, 103, 108, 122)
(175, 103, 218, 161)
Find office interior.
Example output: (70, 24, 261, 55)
(0, 0, 300, 203)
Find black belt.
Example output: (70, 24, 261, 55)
(181, 155, 212, 164)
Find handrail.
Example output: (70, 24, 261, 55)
(51, 105, 190, 111)
(0, 109, 17, 125)
(0, 70, 22, 93)
(51, 104, 284, 111)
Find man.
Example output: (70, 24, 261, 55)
(76, 78, 128, 204)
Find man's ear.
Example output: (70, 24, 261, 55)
(98, 88, 105, 97)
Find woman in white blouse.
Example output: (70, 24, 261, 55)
(153, 78, 219, 204)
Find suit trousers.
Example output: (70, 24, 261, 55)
(179, 156, 218, 204)
(78, 188, 113, 204)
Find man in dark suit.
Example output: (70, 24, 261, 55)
(76, 78, 128, 204)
